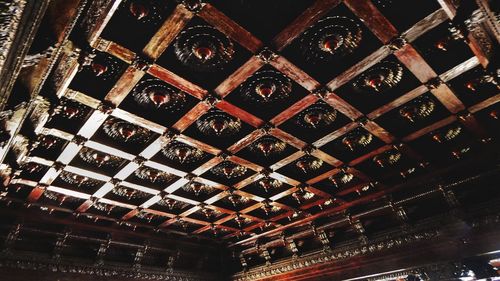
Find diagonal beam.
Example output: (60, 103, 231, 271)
(198, 3, 263, 53)
(142, 4, 194, 59)
(273, 0, 341, 51)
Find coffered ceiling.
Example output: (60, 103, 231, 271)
(0, 0, 499, 280)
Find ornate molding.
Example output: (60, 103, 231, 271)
(233, 200, 500, 281)
(79, 0, 114, 41)
(234, 229, 441, 281)
(0, 257, 217, 281)
(0, 1, 27, 74)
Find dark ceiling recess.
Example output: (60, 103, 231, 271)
(0, 0, 499, 280)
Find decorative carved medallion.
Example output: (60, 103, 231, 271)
(210, 161, 247, 179)
(249, 136, 287, 157)
(295, 156, 323, 173)
(181, 181, 213, 196)
(132, 78, 187, 111)
(78, 148, 122, 168)
(399, 97, 435, 122)
(254, 177, 283, 192)
(296, 103, 337, 129)
(329, 170, 354, 187)
(373, 150, 402, 168)
(59, 171, 100, 188)
(103, 117, 150, 143)
(342, 130, 373, 151)
(134, 167, 175, 183)
(353, 61, 403, 94)
(112, 186, 149, 200)
(431, 126, 462, 143)
(240, 70, 292, 103)
(162, 141, 205, 163)
(174, 25, 235, 71)
(196, 109, 242, 136)
(300, 16, 363, 63)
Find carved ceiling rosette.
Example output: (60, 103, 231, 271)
(296, 103, 337, 129)
(240, 70, 292, 103)
(353, 61, 403, 94)
(399, 97, 436, 122)
(103, 117, 151, 144)
(78, 148, 122, 168)
(300, 16, 363, 63)
(162, 141, 205, 164)
(196, 109, 242, 137)
(174, 25, 235, 72)
(134, 167, 175, 184)
(249, 136, 287, 157)
(132, 78, 187, 111)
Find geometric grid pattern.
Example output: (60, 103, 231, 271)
(7, 0, 499, 255)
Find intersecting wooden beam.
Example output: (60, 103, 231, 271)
(395, 44, 465, 113)
(401, 115, 457, 142)
(143, 4, 194, 59)
(148, 64, 207, 99)
(87, 0, 123, 44)
(326, 46, 391, 91)
(216, 100, 265, 128)
(227, 129, 266, 154)
(273, 0, 341, 50)
(270, 93, 319, 126)
(270, 56, 321, 92)
(402, 9, 449, 42)
(363, 120, 396, 144)
(198, 3, 263, 53)
(215, 55, 264, 98)
(94, 38, 136, 64)
(343, 0, 399, 44)
(322, 92, 363, 120)
(236, 153, 500, 250)
(104, 66, 145, 106)
(172, 102, 211, 132)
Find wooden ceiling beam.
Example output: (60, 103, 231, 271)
(269, 56, 321, 92)
(362, 120, 397, 144)
(227, 129, 266, 154)
(270, 94, 319, 126)
(231, 156, 483, 248)
(148, 64, 207, 100)
(172, 102, 211, 132)
(143, 4, 194, 59)
(216, 100, 265, 128)
(313, 121, 359, 148)
(269, 128, 307, 150)
(326, 46, 391, 91)
(215, 56, 264, 98)
(402, 8, 449, 42)
(86, 0, 123, 45)
(198, 3, 263, 53)
(94, 38, 136, 64)
(272, 0, 342, 51)
(322, 92, 363, 120)
(343, 0, 399, 44)
(469, 94, 500, 113)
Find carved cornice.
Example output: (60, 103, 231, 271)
(0, 257, 218, 281)
(233, 229, 441, 281)
(0, 1, 27, 74)
(233, 200, 500, 281)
